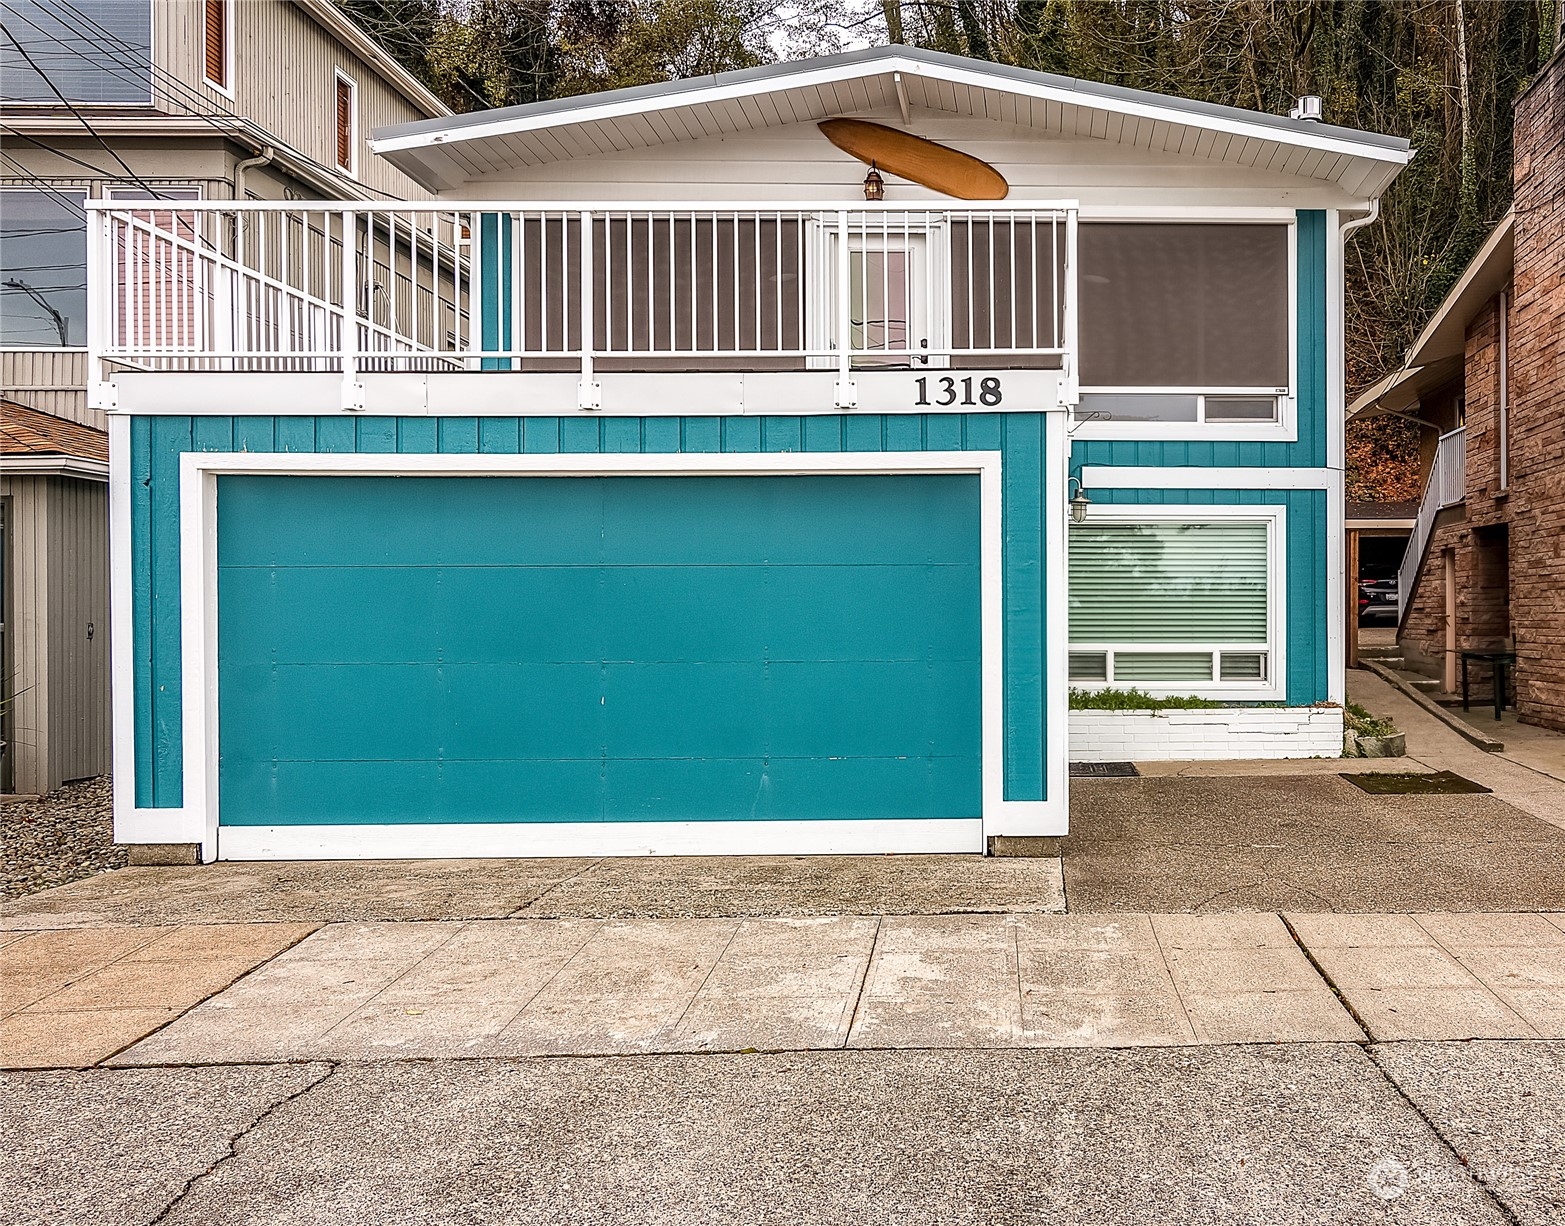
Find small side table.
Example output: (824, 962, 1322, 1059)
(1461, 650, 1517, 721)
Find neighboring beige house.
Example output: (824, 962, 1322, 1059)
(0, 0, 449, 793)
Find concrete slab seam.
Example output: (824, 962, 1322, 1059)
(145, 1061, 339, 1226)
(1409, 916, 1543, 1039)
(509, 858, 606, 917)
(1278, 913, 1373, 1042)
(314, 921, 475, 1045)
(1143, 914, 1198, 1040)
(840, 916, 884, 1048)
(1363, 1044, 1527, 1226)
(665, 921, 744, 1040)
(85, 923, 324, 1068)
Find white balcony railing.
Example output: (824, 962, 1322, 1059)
(86, 200, 1077, 410)
(1398, 425, 1466, 619)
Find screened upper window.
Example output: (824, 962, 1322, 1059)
(1078, 223, 1289, 389)
(1, 190, 87, 347)
(1, 0, 152, 104)
(1068, 519, 1273, 688)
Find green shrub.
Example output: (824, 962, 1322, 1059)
(1068, 688, 1223, 711)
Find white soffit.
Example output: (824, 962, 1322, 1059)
(371, 47, 1411, 196)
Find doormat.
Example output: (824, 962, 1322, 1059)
(1342, 770, 1492, 795)
(1071, 762, 1139, 778)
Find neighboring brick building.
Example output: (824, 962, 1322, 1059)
(1349, 46, 1565, 730)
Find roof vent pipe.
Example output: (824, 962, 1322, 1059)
(1289, 95, 1323, 122)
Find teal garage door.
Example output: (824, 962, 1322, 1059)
(216, 473, 982, 832)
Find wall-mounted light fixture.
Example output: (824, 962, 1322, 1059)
(1067, 476, 1091, 524)
(863, 162, 885, 201)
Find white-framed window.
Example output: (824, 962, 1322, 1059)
(1, 0, 152, 105)
(0, 187, 87, 348)
(1072, 219, 1296, 442)
(1068, 504, 1286, 701)
(334, 69, 358, 176)
(203, 0, 234, 96)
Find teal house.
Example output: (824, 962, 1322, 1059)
(89, 49, 1409, 860)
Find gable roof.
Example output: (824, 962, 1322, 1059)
(372, 45, 1411, 196)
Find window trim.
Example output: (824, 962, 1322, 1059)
(202, 0, 235, 99)
(334, 68, 359, 177)
(1071, 214, 1298, 444)
(1067, 503, 1288, 702)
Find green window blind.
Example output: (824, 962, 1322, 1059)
(1069, 522, 1268, 644)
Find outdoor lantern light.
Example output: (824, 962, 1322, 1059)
(1068, 477, 1091, 523)
(863, 162, 885, 201)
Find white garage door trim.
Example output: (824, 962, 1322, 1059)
(134, 446, 1065, 860)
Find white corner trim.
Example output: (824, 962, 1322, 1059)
(161, 447, 1069, 851)
(218, 819, 985, 860)
(108, 414, 141, 843)
(1081, 466, 1342, 492)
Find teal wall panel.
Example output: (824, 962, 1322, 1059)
(215, 473, 982, 825)
(130, 413, 1059, 817)
(1071, 210, 1329, 474)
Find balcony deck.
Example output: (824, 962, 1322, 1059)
(86, 200, 1077, 416)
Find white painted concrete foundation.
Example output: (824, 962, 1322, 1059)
(1070, 707, 1345, 762)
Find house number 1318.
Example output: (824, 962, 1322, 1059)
(914, 376, 1003, 407)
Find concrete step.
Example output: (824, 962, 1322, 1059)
(1408, 678, 1444, 695)
(1357, 644, 1408, 660)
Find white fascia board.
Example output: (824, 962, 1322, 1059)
(372, 53, 1411, 178)
(0, 456, 109, 480)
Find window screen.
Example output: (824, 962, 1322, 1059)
(1, 0, 152, 103)
(1, 190, 87, 347)
(1069, 520, 1272, 685)
(1079, 223, 1289, 388)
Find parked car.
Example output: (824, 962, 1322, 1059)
(1359, 577, 1400, 625)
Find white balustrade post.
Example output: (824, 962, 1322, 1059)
(85, 205, 116, 410)
(340, 209, 364, 411)
(1060, 206, 1080, 407)
(578, 209, 600, 409)
(834, 209, 856, 409)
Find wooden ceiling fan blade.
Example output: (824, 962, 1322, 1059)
(818, 118, 1009, 201)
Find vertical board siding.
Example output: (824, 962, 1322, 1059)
(0, 473, 109, 795)
(1, 351, 94, 428)
(130, 413, 1055, 812)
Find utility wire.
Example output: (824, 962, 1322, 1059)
(0, 18, 169, 199)
(29, 0, 417, 201)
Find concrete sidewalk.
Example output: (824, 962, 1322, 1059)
(6, 910, 1563, 1070)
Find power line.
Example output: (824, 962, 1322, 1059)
(32, 0, 415, 201)
(0, 17, 169, 199)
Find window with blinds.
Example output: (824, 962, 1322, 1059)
(335, 73, 356, 172)
(1068, 519, 1273, 689)
(203, 0, 227, 88)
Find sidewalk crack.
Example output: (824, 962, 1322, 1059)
(147, 1061, 338, 1225)
(511, 858, 605, 917)
(1277, 912, 1373, 1041)
(1363, 1045, 1525, 1226)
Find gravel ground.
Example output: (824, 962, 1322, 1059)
(2, 776, 122, 901)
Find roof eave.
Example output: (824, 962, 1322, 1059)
(370, 47, 1410, 175)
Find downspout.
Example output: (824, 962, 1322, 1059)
(233, 146, 275, 200)
(1339, 198, 1379, 670)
